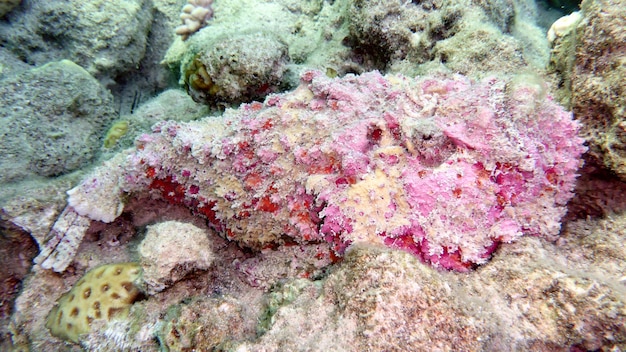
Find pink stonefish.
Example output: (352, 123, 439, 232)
(35, 71, 585, 272)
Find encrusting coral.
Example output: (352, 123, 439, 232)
(175, 0, 214, 41)
(103, 120, 130, 149)
(35, 70, 585, 273)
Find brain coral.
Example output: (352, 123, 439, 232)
(38, 71, 585, 273)
(46, 263, 142, 343)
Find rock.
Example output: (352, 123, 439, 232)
(0, 0, 20, 18)
(549, 0, 626, 178)
(138, 221, 214, 295)
(0, 0, 152, 83)
(182, 31, 289, 106)
(243, 239, 626, 350)
(158, 296, 256, 351)
(0, 60, 117, 183)
(347, 0, 550, 76)
(0, 47, 30, 80)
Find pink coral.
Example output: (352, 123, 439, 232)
(38, 71, 585, 272)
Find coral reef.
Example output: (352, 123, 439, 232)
(163, 0, 352, 104)
(11, 211, 626, 350)
(138, 221, 214, 295)
(241, 237, 626, 351)
(45, 262, 142, 343)
(165, 0, 551, 108)
(36, 70, 585, 273)
(174, 0, 214, 41)
(0, 60, 117, 184)
(6, 1, 626, 350)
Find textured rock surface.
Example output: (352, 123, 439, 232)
(549, 0, 626, 178)
(0, 0, 152, 82)
(157, 296, 256, 351)
(0, 47, 30, 80)
(0, 0, 20, 18)
(138, 221, 214, 295)
(242, 237, 626, 351)
(165, 0, 550, 107)
(183, 31, 289, 106)
(0, 60, 117, 183)
(0, 219, 37, 351)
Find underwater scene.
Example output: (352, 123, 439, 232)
(0, 0, 624, 350)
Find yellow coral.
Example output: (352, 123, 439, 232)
(46, 263, 142, 343)
(103, 120, 129, 148)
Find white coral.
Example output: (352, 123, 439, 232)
(175, 0, 214, 41)
(547, 11, 582, 44)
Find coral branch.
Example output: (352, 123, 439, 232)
(175, 0, 214, 41)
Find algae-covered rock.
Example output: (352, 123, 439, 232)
(347, 0, 550, 76)
(0, 60, 117, 183)
(0, 0, 152, 82)
(550, 0, 626, 179)
(164, 0, 552, 110)
(138, 221, 214, 295)
(163, 0, 353, 106)
(158, 296, 256, 351)
(241, 241, 626, 350)
(182, 31, 289, 106)
(0, 47, 30, 81)
(0, 0, 20, 18)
